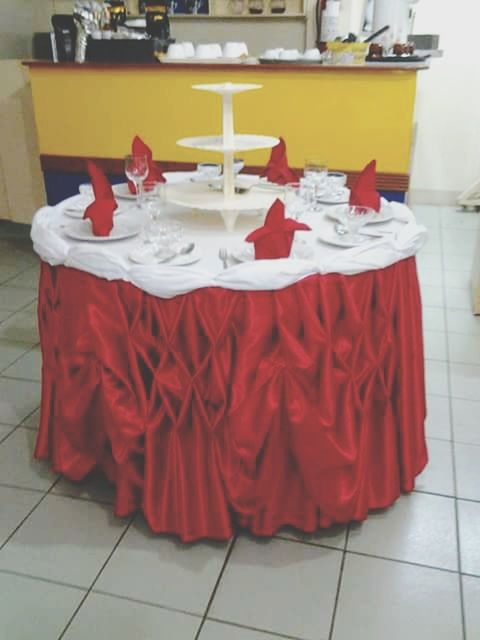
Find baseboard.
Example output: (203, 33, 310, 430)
(408, 189, 461, 206)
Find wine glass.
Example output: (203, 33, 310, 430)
(343, 206, 375, 243)
(125, 155, 148, 209)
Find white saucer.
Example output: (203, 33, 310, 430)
(64, 219, 141, 242)
(326, 203, 394, 225)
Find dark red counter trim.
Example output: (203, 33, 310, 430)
(23, 60, 427, 73)
(40, 154, 410, 191)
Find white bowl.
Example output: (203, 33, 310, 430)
(223, 41, 248, 58)
(209, 43, 223, 59)
(167, 43, 186, 59)
(195, 43, 222, 59)
(180, 41, 195, 58)
(303, 48, 321, 61)
(233, 158, 245, 174)
(197, 163, 222, 179)
(279, 49, 300, 61)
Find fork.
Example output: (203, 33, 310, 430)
(218, 247, 229, 269)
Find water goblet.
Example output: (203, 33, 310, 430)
(125, 154, 148, 209)
(304, 155, 328, 183)
(143, 180, 166, 219)
(343, 206, 375, 243)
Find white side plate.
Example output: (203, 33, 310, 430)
(64, 219, 141, 242)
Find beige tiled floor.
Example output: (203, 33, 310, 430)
(0, 206, 479, 639)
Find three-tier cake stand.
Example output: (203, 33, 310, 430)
(166, 82, 280, 231)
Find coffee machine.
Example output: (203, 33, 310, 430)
(372, 0, 420, 47)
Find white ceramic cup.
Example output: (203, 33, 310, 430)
(180, 41, 195, 58)
(223, 42, 248, 58)
(303, 48, 321, 61)
(195, 43, 213, 59)
(209, 43, 223, 58)
(197, 163, 222, 179)
(167, 43, 186, 59)
(233, 158, 245, 174)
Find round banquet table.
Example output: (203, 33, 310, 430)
(32, 184, 428, 542)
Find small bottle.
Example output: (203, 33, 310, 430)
(270, 0, 286, 14)
(248, 0, 264, 14)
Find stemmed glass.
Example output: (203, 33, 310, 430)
(342, 206, 375, 243)
(284, 182, 305, 220)
(125, 155, 148, 209)
(304, 155, 328, 210)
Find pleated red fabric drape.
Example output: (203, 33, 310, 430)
(35, 258, 427, 542)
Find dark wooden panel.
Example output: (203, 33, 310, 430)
(40, 154, 410, 191)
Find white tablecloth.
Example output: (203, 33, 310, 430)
(31, 178, 427, 300)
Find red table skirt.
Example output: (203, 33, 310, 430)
(35, 258, 427, 542)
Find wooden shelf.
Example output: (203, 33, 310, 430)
(170, 12, 306, 18)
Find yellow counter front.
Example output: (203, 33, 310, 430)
(25, 60, 427, 201)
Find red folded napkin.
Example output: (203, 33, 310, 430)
(246, 199, 310, 259)
(83, 160, 117, 237)
(349, 160, 381, 212)
(261, 137, 298, 185)
(128, 135, 166, 194)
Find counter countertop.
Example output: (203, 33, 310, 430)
(23, 60, 429, 72)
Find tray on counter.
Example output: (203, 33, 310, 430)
(258, 57, 322, 65)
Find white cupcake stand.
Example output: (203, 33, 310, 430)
(166, 82, 280, 232)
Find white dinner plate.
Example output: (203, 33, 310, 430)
(64, 219, 141, 242)
(63, 203, 126, 219)
(317, 230, 372, 249)
(129, 245, 201, 266)
(326, 202, 394, 225)
(231, 240, 314, 262)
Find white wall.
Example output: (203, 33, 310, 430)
(410, 0, 480, 202)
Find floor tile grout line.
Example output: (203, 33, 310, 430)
(0, 475, 62, 552)
(205, 616, 304, 640)
(91, 588, 204, 622)
(343, 548, 460, 576)
(439, 221, 467, 640)
(414, 489, 480, 503)
(0, 478, 116, 505)
(56, 514, 136, 640)
(0, 481, 50, 495)
(0, 374, 40, 383)
(194, 533, 238, 640)
(0, 424, 19, 445)
(0, 568, 87, 593)
(327, 525, 350, 640)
